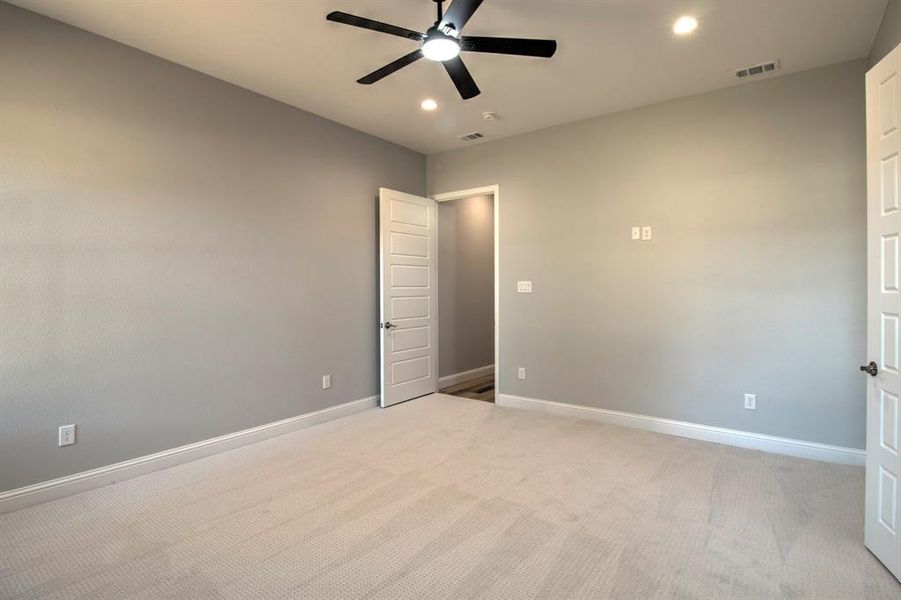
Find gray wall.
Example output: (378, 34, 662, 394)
(0, 3, 424, 492)
(437, 195, 494, 378)
(869, 0, 901, 67)
(428, 60, 867, 449)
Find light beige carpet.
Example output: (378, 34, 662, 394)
(1, 394, 898, 599)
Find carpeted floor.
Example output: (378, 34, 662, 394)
(1, 394, 898, 599)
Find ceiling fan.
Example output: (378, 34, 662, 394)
(326, 0, 557, 100)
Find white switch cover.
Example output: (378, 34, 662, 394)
(517, 281, 532, 293)
(744, 393, 757, 410)
(59, 424, 76, 447)
(641, 226, 653, 241)
(631, 227, 641, 240)
(322, 374, 331, 390)
(518, 367, 526, 380)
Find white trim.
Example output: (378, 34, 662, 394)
(433, 185, 499, 200)
(438, 364, 495, 388)
(0, 395, 379, 514)
(432, 185, 500, 397)
(497, 393, 865, 466)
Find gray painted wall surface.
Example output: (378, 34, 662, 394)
(428, 60, 867, 449)
(437, 195, 494, 378)
(0, 3, 424, 492)
(869, 0, 901, 67)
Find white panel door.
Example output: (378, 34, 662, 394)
(866, 43, 901, 582)
(379, 188, 437, 407)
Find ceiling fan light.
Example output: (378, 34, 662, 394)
(422, 37, 460, 62)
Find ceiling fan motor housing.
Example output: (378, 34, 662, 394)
(422, 28, 461, 61)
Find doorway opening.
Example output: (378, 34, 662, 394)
(434, 186, 499, 403)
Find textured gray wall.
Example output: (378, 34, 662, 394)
(869, 0, 901, 67)
(428, 60, 867, 449)
(437, 195, 494, 378)
(0, 3, 424, 492)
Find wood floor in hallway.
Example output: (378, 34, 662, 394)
(439, 374, 495, 403)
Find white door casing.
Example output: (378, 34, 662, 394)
(379, 188, 438, 407)
(866, 43, 901, 582)
(432, 185, 500, 399)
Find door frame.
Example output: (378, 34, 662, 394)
(432, 185, 500, 398)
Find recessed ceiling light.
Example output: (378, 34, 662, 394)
(673, 16, 698, 35)
(421, 99, 438, 111)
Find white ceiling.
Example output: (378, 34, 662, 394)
(13, 0, 887, 154)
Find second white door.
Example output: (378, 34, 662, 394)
(866, 42, 901, 582)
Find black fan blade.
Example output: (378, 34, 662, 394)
(439, 0, 484, 33)
(357, 50, 424, 85)
(443, 56, 480, 99)
(462, 36, 557, 58)
(327, 11, 423, 41)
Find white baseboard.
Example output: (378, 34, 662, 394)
(0, 395, 379, 515)
(497, 393, 865, 466)
(438, 364, 494, 388)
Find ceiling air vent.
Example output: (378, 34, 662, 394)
(459, 131, 485, 142)
(735, 60, 780, 79)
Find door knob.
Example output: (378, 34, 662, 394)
(860, 361, 878, 377)
(383, 321, 397, 329)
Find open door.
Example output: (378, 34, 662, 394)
(379, 188, 438, 407)
(865, 43, 901, 582)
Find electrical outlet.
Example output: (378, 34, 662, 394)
(518, 367, 526, 380)
(641, 226, 653, 241)
(59, 424, 76, 447)
(517, 280, 532, 293)
(322, 374, 331, 390)
(744, 393, 757, 410)
(631, 227, 641, 240)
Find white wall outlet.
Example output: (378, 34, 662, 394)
(631, 227, 641, 240)
(641, 226, 653, 241)
(59, 424, 76, 447)
(744, 393, 757, 410)
(322, 374, 331, 390)
(516, 280, 533, 293)
(518, 367, 526, 380)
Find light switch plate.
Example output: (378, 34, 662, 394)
(631, 227, 641, 240)
(517, 281, 532, 293)
(641, 226, 652, 241)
